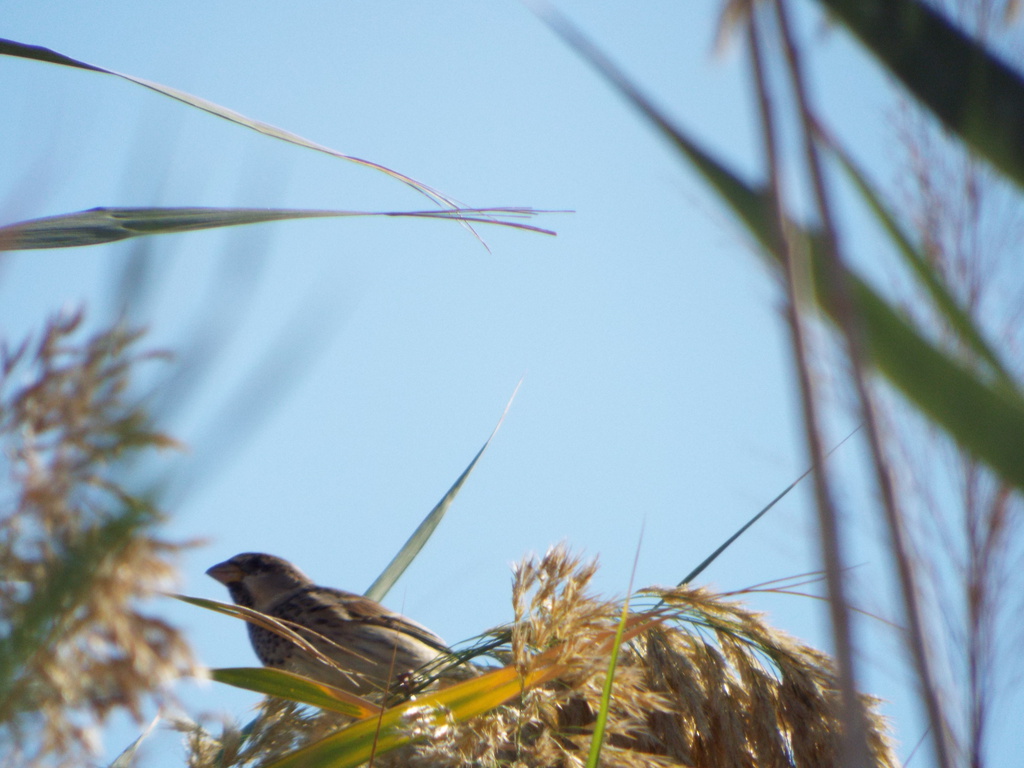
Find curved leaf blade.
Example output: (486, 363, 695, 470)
(173, 594, 351, 681)
(0, 38, 456, 208)
(543, 12, 1024, 493)
(0, 206, 556, 251)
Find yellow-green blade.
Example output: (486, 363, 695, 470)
(209, 668, 379, 719)
(263, 612, 660, 768)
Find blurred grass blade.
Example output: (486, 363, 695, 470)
(810, 0, 1024, 190)
(536, 7, 771, 238)
(158, 295, 334, 508)
(0, 38, 457, 209)
(265, 612, 661, 768)
(827, 138, 1014, 386)
(209, 668, 379, 719)
(843, 272, 1024, 492)
(365, 379, 523, 602)
(542, 11, 1024, 492)
(0, 206, 557, 251)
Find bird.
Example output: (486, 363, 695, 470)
(206, 552, 449, 697)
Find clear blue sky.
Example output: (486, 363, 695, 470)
(2, 2, 1005, 765)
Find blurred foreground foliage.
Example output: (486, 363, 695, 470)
(0, 312, 196, 766)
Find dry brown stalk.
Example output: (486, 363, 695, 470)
(886, 4, 1024, 765)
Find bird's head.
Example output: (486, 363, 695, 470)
(206, 552, 312, 610)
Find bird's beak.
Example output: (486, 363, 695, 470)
(206, 561, 243, 585)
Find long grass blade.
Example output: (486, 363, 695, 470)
(364, 379, 523, 602)
(541, 10, 1024, 494)
(0, 206, 557, 251)
(0, 38, 459, 210)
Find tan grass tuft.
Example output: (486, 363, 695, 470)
(186, 546, 898, 768)
(395, 546, 898, 767)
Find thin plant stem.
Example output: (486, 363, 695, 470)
(772, 2, 955, 767)
(747, 8, 871, 768)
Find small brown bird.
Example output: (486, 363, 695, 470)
(206, 552, 448, 697)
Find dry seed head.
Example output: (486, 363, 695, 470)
(183, 546, 898, 768)
(439, 550, 896, 768)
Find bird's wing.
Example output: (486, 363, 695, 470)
(276, 586, 450, 652)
